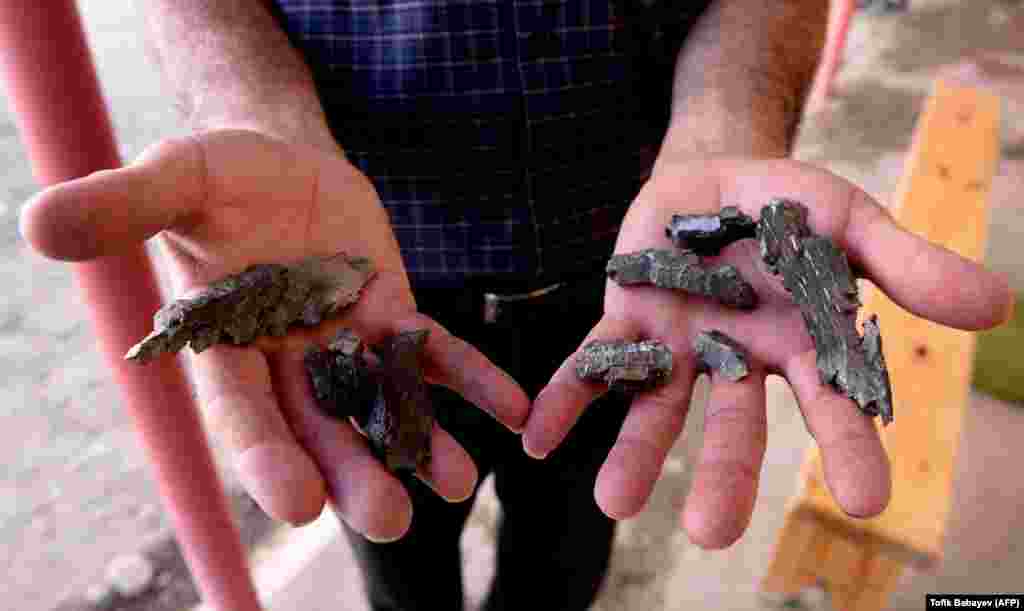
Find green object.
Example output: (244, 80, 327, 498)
(972, 292, 1024, 405)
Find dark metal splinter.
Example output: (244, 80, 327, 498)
(575, 339, 673, 393)
(305, 328, 434, 473)
(665, 206, 758, 256)
(758, 198, 894, 424)
(126, 252, 375, 363)
(694, 330, 751, 382)
(606, 248, 758, 309)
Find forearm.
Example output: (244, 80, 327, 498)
(143, 0, 338, 151)
(656, 0, 828, 165)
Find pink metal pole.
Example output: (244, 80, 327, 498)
(0, 3, 261, 610)
(807, 0, 856, 113)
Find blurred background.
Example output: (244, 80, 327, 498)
(2, 1, 1022, 609)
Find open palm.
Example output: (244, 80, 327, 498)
(523, 158, 1013, 549)
(20, 129, 529, 541)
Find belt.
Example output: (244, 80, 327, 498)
(413, 273, 605, 325)
(483, 282, 564, 324)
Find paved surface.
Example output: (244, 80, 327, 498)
(1, 1, 1022, 610)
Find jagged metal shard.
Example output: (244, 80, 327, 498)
(304, 329, 378, 425)
(758, 198, 894, 424)
(665, 206, 758, 256)
(304, 328, 434, 473)
(364, 329, 434, 472)
(125, 252, 375, 363)
(606, 248, 758, 309)
(694, 330, 751, 382)
(575, 339, 673, 393)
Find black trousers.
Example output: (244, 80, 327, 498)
(342, 276, 630, 611)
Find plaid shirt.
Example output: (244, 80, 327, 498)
(271, 0, 713, 288)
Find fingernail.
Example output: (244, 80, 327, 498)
(236, 443, 325, 526)
(413, 470, 476, 504)
(366, 531, 404, 544)
(364, 511, 412, 544)
(449, 488, 475, 504)
(522, 437, 549, 460)
(456, 472, 482, 503)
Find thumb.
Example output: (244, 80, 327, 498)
(19, 136, 205, 261)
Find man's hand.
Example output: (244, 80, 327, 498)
(19, 129, 530, 541)
(523, 158, 1014, 549)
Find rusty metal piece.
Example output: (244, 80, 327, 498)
(665, 206, 757, 256)
(126, 252, 375, 363)
(575, 339, 673, 393)
(606, 248, 758, 309)
(694, 330, 751, 381)
(364, 330, 433, 472)
(304, 329, 378, 425)
(758, 198, 893, 424)
(305, 328, 434, 473)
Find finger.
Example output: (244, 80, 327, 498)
(415, 423, 479, 503)
(843, 190, 1014, 331)
(400, 312, 531, 434)
(712, 159, 1013, 330)
(268, 343, 413, 542)
(191, 344, 327, 526)
(784, 350, 891, 518)
(594, 353, 697, 520)
(523, 315, 643, 459)
(19, 135, 206, 261)
(681, 370, 767, 549)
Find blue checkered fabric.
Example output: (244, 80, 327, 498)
(271, 0, 713, 288)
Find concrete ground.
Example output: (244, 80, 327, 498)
(1, 1, 1022, 610)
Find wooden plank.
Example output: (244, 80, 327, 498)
(848, 553, 904, 611)
(763, 79, 1001, 609)
(761, 511, 821, 594)
(823, 535, 862, 587)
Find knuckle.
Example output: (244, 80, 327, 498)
(199, 385, 277, 451)
(423, 321, 479, 370)
(705, 403, 767, 448)
(615, 435, 668, 474)
(697, 458, 759, 489)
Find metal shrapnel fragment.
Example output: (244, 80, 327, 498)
(304, 328, 434, 473)
(365, 330, 434, 472)
(665, 206, 758, 256)
(606, 248, 758, 309)
(694, 330, 751, 382)
(575, 339, 673, 392)
(125, 252, 375, 363)
(757, 198, 894, 424)
(304, 329, 379, 425)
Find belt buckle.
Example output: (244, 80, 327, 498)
(482, 282, 564, 324)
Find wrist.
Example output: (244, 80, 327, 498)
(654, 92, 792, 171)
(144, 0, 343, 156)
(195, 109, 343, 156)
